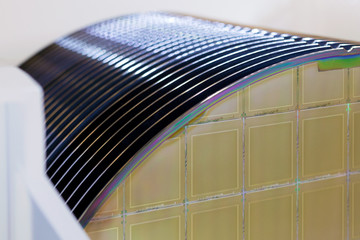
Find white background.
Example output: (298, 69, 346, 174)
(0, 0, 359, 66)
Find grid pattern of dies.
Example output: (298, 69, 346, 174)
(85, 65, 360, 240)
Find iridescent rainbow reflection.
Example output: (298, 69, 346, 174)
(87, 63, 360, 240)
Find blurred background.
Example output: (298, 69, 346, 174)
(1, 0, 359, 66)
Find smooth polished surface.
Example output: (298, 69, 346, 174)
(20, 12, 360, 225)
(84, 64, 360, 239)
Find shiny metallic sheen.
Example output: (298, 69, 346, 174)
(20, 12, 360, 226)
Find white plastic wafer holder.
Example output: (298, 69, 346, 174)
(0, 66, 88, 240)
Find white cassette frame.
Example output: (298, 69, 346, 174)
(0, 66, 88, 240)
